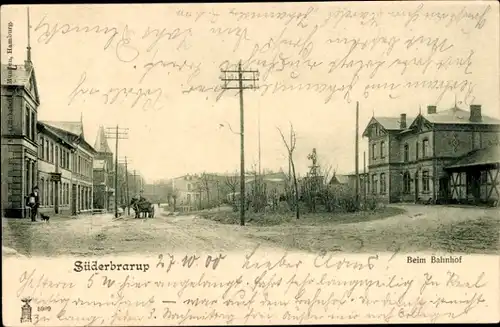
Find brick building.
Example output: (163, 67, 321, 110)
(1, 19, 98, 218)
(1, 58, 40, 217)
(37, 121, 74, 215)
(363, 104, 500, 205)
(41, 120, 96, 214)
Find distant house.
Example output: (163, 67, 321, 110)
(168, 174, 202, 212)
(245, 172, 287, 197)
(329, 172, 368, 196)
(92, 126, 115, 212)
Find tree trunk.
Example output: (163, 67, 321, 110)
(291, 159, 300, 219)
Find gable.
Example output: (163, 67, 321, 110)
(26, 68, 40, 105)
(408, 115, 433, 133)
(362, 118, 387, 138)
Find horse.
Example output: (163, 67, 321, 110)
(130, 198, 155, 218)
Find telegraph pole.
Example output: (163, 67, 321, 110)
(105, 126, 129, 218)
(258, 104, 261, 176)
(118, 157, 131, 215)
(220, 61, 259, 226)
(355, 101, 360, 206)
(133, 170, 138, 195)
(363, 151, 367, 204)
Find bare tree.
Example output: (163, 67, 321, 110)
(200, 173, 212, 208)
(224, 172, 239, 209)
(277, 123, 300, 220)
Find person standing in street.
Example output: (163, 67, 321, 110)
(27, 186, 40, 222)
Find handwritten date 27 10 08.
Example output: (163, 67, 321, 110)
(157, 253, 227, 272)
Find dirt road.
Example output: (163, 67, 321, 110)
(3, 204, 498, 257)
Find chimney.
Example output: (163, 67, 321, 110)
(400, 114, 407, 129)
(470, 105, 482, 122)
(427, 105, 437, 114)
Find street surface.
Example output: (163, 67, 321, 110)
(2, 204, 499, 257)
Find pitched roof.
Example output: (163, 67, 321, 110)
(37, 122, 75, 149)
(41, 121, 84, 137)
(375, 116, 416, 130)
(362, 116, 416, 137)
(245, 172, 287, 184)
(1, 63, 40, 104)
(446, 144, 500, 169)
(1, 64, 32, 86)
(330, 174, 350, 184)
(94, 126, 112, 153)
(424, 107, 500, 125)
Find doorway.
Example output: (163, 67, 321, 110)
(414, 172, 419, 202)
(71, 184, 77, 215)
(55, 181, 59, 214)
(439, 177, 449, 203)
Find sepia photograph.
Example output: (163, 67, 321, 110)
(2, 2, 499, 325)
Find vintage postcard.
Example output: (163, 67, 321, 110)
(1, 1, 499, 325)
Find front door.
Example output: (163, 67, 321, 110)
(439, 177, 449, 203)
(71, 184, 77, 215)
(467, 171, 481, 203)
(55, 182, 59, 214)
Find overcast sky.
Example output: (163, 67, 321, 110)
(2, 3, 498, 183)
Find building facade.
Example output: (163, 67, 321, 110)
(1, 60, 40, 217)
(37, 120, 97, 215)
(363, 104, 500, 205)
(169, 174, 201, 212)
(37, 122, 74, 215)
(92, 126, 114, 212)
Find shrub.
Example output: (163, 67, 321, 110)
(363, 196, 378, 211)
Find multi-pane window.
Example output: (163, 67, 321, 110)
(422, 139, 429, 157)
(39, 136, 44, 158)
(371, 174, 378, 194)
(30, 111, 35, 140)
(403, 171, 411, 194)
(25, 107, 30, 138)
(422, 171, 430, 192)
(40, 178, 45, 206)
(50, 143, 54, 163)
(55, 145, 59, 167)
(49, 182, 53, 206)
(25, 160, 30, 195)
(380, 141, 385, 158)
(45, 140, 49, 160)
(380, 173, 386, 194)
(372, 143, 377, 160)
(404, 144, 409, 162)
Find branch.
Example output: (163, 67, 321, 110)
(277, 127, 291, 154)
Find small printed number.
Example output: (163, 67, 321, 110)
(38, 306, 51, 311)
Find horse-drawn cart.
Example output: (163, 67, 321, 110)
(130, 197, 155, 218)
